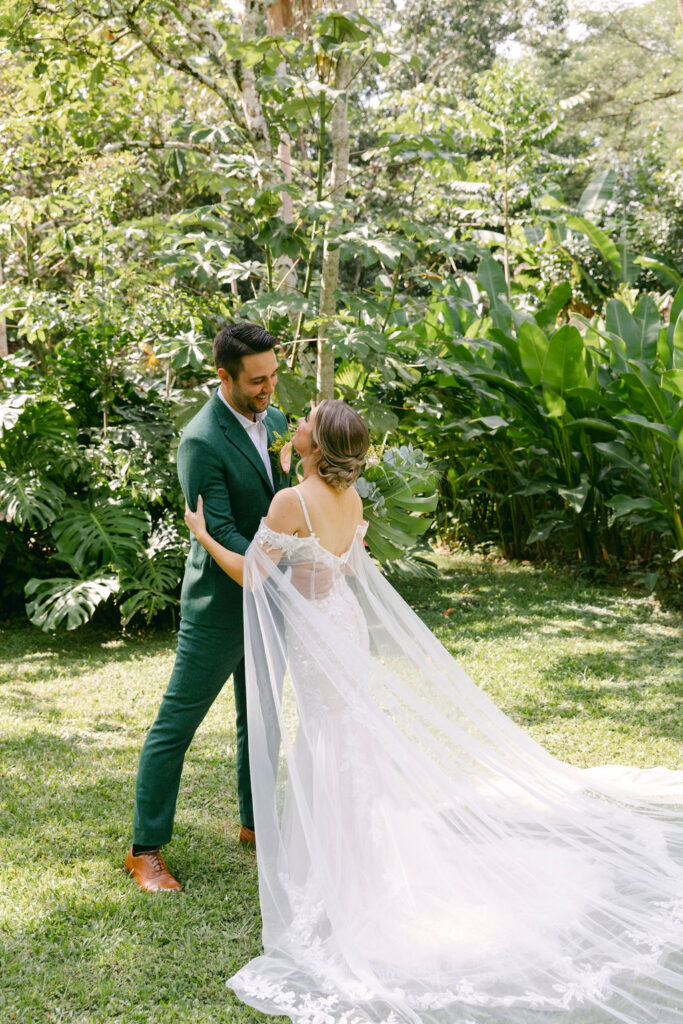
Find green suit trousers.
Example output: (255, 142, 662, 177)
(133, 617, 253, 845)
(131, 390, 288, 847)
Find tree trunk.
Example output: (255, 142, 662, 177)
(241, 1, 275, 172)
(267, 0, 294, 224)
(0, 258, 7, 358)
(316, 3, 355, 401)
(267, 0, 298, 293)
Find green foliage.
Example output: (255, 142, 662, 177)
(0, 472, 65, 530)
(119, 556, 184, 627)
(358, 445, 439, 571)
(531, 1, 682, 166)
(25, 574, 120, 631)
(0, 343, 186, 628)
(400, 262, 682, 597)
(53, 499, 150, 572)
(1, 0, 681, 626)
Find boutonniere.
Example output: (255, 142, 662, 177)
(269, 426, 296, 475)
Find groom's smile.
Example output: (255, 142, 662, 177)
(219, 349, 279, 421)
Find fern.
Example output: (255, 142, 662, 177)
(119, 553, 182, 626)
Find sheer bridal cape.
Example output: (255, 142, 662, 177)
(227, 515, 683, 1024)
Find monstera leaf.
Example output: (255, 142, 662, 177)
(1, 399, 77, 468)
(53, 497, 150, 571)
(357, 445, 438, 570)
(0, 471, 65, 529)
(25, 574, 120, 631)
(0, 393, 31, 434)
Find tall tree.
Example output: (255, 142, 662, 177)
(531, 0, 683, 163)
(317, 3, 355, 400)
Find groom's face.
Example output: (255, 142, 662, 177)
(220, 349, 278, 419)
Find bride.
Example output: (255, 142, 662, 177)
(184, 399, 683, 1024)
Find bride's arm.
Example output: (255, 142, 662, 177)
(185, 496, 245, 586)
(184, 491, 301, 587)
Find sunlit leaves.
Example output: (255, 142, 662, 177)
(566, 216, 621, 279)
(410, 257, 683, 564)
(518, 321, 548, 385)
(359, 446, 439, 565)
(25, 574, 120, 631)
(52, 498, 151, 572)
(543, 326, 587, 394)
(0, 473, 65, 530)
(577, 169, 617, 218)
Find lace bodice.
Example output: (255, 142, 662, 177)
(254, 518, 368, 570)
(254, 515, 369, 655)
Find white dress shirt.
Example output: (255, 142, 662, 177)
(218, 388, 274, 487)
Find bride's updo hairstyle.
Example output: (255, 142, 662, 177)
(312, 400, 370, 491)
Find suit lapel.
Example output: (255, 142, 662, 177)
(211, 389, 274, 493)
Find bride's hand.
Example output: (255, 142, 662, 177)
(185, 494, 208, 541)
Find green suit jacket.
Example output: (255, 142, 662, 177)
(177, 388, 289, 629)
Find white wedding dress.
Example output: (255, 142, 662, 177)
(227, 494, 683, 1024)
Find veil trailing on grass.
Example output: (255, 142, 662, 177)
(227, 520, 683, 1024)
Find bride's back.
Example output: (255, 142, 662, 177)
(293, 478, 364, 557)
(263, 399, 369, 559)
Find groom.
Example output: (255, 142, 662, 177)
(125, 321, 289, 892)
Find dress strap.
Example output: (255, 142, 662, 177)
(295, 489, 316, 536)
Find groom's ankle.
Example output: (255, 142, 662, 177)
(132, 844, 159, 857)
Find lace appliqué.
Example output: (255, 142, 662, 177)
(254, 519, 367, 568)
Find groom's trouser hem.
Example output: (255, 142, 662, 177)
(132, 617, 252, 846)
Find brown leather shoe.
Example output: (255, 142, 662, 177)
(239, 825, 256, 845)
(125, 846, 184, 892)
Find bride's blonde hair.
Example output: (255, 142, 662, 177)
(312, 400, 370, 491)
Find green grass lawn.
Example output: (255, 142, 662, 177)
(1, 554, 681, 1023)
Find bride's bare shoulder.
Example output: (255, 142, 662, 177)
(265, 487, 304, 535)
(348, 485, 364, 523)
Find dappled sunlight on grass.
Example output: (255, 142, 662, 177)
(393, 553, 682, 768)
(0, 633, 267, 1020)
(1, 557, 681, 1022)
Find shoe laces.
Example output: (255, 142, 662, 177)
(147, 848, 168, 873)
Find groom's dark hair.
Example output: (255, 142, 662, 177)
(213, 321, 277, 378)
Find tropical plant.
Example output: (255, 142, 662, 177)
(2, 0, 682, 630)
(357, 444, 439, 573)
(396, 256, 683, 594)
